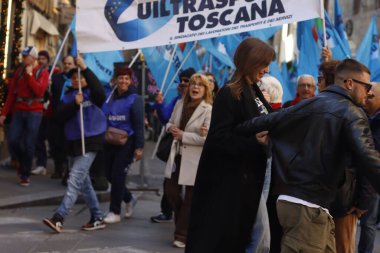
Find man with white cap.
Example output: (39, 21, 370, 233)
(0, 46, 49, 186)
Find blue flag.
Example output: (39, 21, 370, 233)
(181, 42, 202, 72)
(249, 26, 282, 42)
(297, 19, 320, 78)
(199, 39, 234, 69)
(269, 61, 292, 103)
(322, 10, 351, 59)
(281, 62, 293, 100)
(82, 51, 124, 85)
(218, 26, 281, 59)
(141, 45, 183, 101)
(69, 15, 77, 57)
(356, 16, 380, 80)
(334, 0, 352, 57)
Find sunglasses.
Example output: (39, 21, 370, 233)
(344, 79, 372, 93)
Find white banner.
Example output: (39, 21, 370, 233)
(77, 0, 323, 53)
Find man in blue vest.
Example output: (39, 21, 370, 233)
(43, 56, 107, 232)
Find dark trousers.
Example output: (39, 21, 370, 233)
(105, 140, 134, 214)
(8, 111, 42, 179)
(268, 194, 283, 253)
(35, 116, 48, 167)
(358, 194, 380, 253)
(165, 155, 194, 243)
(161, 181, 173, 217)
(49, 119, 68, 174)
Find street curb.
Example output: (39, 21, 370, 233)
(0, 191, 110, 210)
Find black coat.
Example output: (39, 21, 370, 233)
(236, 85, 380, 208)
(186, 83, 272, 253)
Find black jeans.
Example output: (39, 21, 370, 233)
(105, 139, 135, 214)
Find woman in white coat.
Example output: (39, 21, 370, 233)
(164, 73, 213, 248)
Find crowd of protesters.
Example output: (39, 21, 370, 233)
(2, 37, 380, 253)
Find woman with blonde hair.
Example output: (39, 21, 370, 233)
(164, 73, 212, 248)
(186, 38, 275, 253)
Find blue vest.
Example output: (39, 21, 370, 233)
(62, 88, 107, 141)
(102, 92, 138, 136)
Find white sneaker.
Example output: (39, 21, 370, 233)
(103, 212, 121, 224)
(173, 240, 186, 248)
(125, 196, 137, 218)
(31, 166, 47, 175)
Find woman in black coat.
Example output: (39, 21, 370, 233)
(185, 38, 275, 253)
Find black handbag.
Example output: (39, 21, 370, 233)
(156, 132, 173, 162)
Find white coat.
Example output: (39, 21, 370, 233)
(165, 99, 212, 186)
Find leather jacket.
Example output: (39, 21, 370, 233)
(235, 85, 380, 208)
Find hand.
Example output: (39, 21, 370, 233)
(155, 92, 164, 104)
(0, 116, 6, 126)
(199, 125, 208, 137)
(321, 47, 332, 62)
(25, 65, 33, 76)
(170, 126, 183, 140)
(134, 148, 143, 161)
(261, 90, 271, 103)
(256, 131, 269, 146)
(75, 92, 83, 105)
(75, 56, 87, 70)
(347, 207, 367, 218)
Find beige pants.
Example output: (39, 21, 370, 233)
(334, 214, 357, 253)
(277, 200, 336, 253)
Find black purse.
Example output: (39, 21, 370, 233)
(156, 132, 173, 162)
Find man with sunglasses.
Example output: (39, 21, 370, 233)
(235, 59, 380, 253)
(357, 83, 380, 253)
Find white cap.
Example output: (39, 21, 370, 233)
(21, 46, 38, 59)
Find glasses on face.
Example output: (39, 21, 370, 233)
(298, 83, 315, 89)
(180, 78, 190, 83)
(317, 76, 325, 82)
(190, 82, 205, 88)
(345, 79, 372, 93)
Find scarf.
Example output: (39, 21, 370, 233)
(179, 99, 202, 130)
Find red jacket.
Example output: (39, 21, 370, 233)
(1, 65, 49, 116)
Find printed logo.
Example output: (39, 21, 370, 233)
(104, 0, 179, 42)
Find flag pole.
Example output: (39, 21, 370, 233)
(160, 44, 178, 93)
(77, 52, 86, 156)
(320, 0, 328, 61)
(105, 49, 142, 104)
(163, 42, 197, 99)
(49, 24, 72, 81)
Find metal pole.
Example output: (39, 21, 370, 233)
(163, 41, 197, 99)
(139, 60, 147, 187)
(160, 44, 178, 93)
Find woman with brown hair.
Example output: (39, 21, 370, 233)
(164, 73, 212, 248)
(186, 38, 275, 253)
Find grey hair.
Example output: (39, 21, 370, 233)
(296, 74, 316, 86)
(259, 75, 283, 103)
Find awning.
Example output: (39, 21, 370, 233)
(30, 10, 59, 36)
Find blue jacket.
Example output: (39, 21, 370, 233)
(57, 68, 106, 156)
(103, 88, 144, 149)
(151, 95, 181, 124)
(62, 88, 107, 140)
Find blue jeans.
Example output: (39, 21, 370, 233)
(246, 158, 272, 253)
(8, 111, 42, 179)
(56, 152, 103, 220)
(358, 194, 380, 253)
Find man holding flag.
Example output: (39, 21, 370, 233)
(43, 56, 107, 232)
